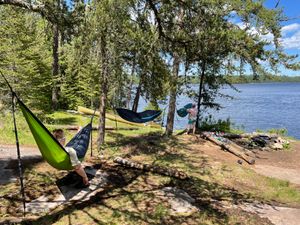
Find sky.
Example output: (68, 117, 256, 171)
(264, 0, 300, 75)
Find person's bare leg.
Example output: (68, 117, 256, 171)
(187, 126, 191, 134)
(74, 165, 89, 185)
(185, 125, 189, 134)
(193, 124, 196, 134)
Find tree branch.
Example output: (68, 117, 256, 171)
(0, 0, 65, 25)
(146, 0, 191, 46)
(0, 0, 46, 15)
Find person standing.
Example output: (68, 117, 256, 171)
(186, 104, 197, 134)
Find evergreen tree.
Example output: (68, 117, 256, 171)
(0, 6, 52, 110)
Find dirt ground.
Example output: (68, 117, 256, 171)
(251, 142, 300, 186)
(180, 136, 300, 185)
(181, 135, 300, 225)
(1, 137, 300, 225)
(254, 141, 300, 170)
(0, 144, 42, 185)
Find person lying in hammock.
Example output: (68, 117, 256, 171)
(52, 128, 90, 187)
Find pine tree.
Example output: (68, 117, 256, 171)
(0, 6, 52, 110)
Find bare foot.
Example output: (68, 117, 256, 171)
(83, 177, 90, 186)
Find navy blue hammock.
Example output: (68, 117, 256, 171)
(116, 108, 162, 123)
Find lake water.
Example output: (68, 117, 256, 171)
(137, 82, 300, 139)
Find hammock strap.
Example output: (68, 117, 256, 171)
(1, 71, 26, 216)
(0, 70, 14, 93)
(90, 107, 97, 124)
(12, 93, 26, 217)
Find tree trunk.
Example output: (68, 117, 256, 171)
(97, 33, 108, 148)
(196, 61, 205, 128)
(98, 86, 107, 147)
(239, 58, 244, 77)
(51, 22, 60, 111)
(132, 80, 141, 112)
(165, 53, 180, 136)
(126, 57, 136, 109)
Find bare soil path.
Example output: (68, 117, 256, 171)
(253, 141, 300, 186)
(187, 136, 300, 186)
(0, 144, 41, 185)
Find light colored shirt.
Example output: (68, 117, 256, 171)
(187, 107, 197, 120)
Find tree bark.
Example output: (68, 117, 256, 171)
(165, 53, 180, 136)
(97, 33, 108, 148)
(196, 61, 205, 128)
(51, 22, 60, 111)
(127, 57, 136, 109)
(132, 80, 141, 112)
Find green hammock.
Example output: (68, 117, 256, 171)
(18, 99, 92, 170)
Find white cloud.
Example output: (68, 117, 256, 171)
(236, 22, 274, 42)
(281, 23, 300, 36)
(279, 23, 300, 50)
(280, 30, 300, 50)
(234, 22, 300, 50)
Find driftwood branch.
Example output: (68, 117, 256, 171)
(113, 157, 189, 180)
(201, 132, 255, 165)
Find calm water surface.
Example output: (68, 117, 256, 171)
(138, 82, 300, 139)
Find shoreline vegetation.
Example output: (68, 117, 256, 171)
(183, 75, 300, 84)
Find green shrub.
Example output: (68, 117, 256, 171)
(199, 115, 231, 133)
(267, 128, 288, 136)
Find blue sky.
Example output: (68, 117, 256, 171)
(264, 0, 300, 75)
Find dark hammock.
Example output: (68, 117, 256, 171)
(116, 108, 161, 123)
(177, 103, 193, 117)
(66, 123, 92, 159)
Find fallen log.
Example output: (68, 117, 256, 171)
(201, 132, 255, 165)
(239, 132, 278, 139)
(113, 157, 189, 180)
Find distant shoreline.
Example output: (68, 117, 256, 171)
(183, 75, 300, 84)
(230, 80, 300, 85)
